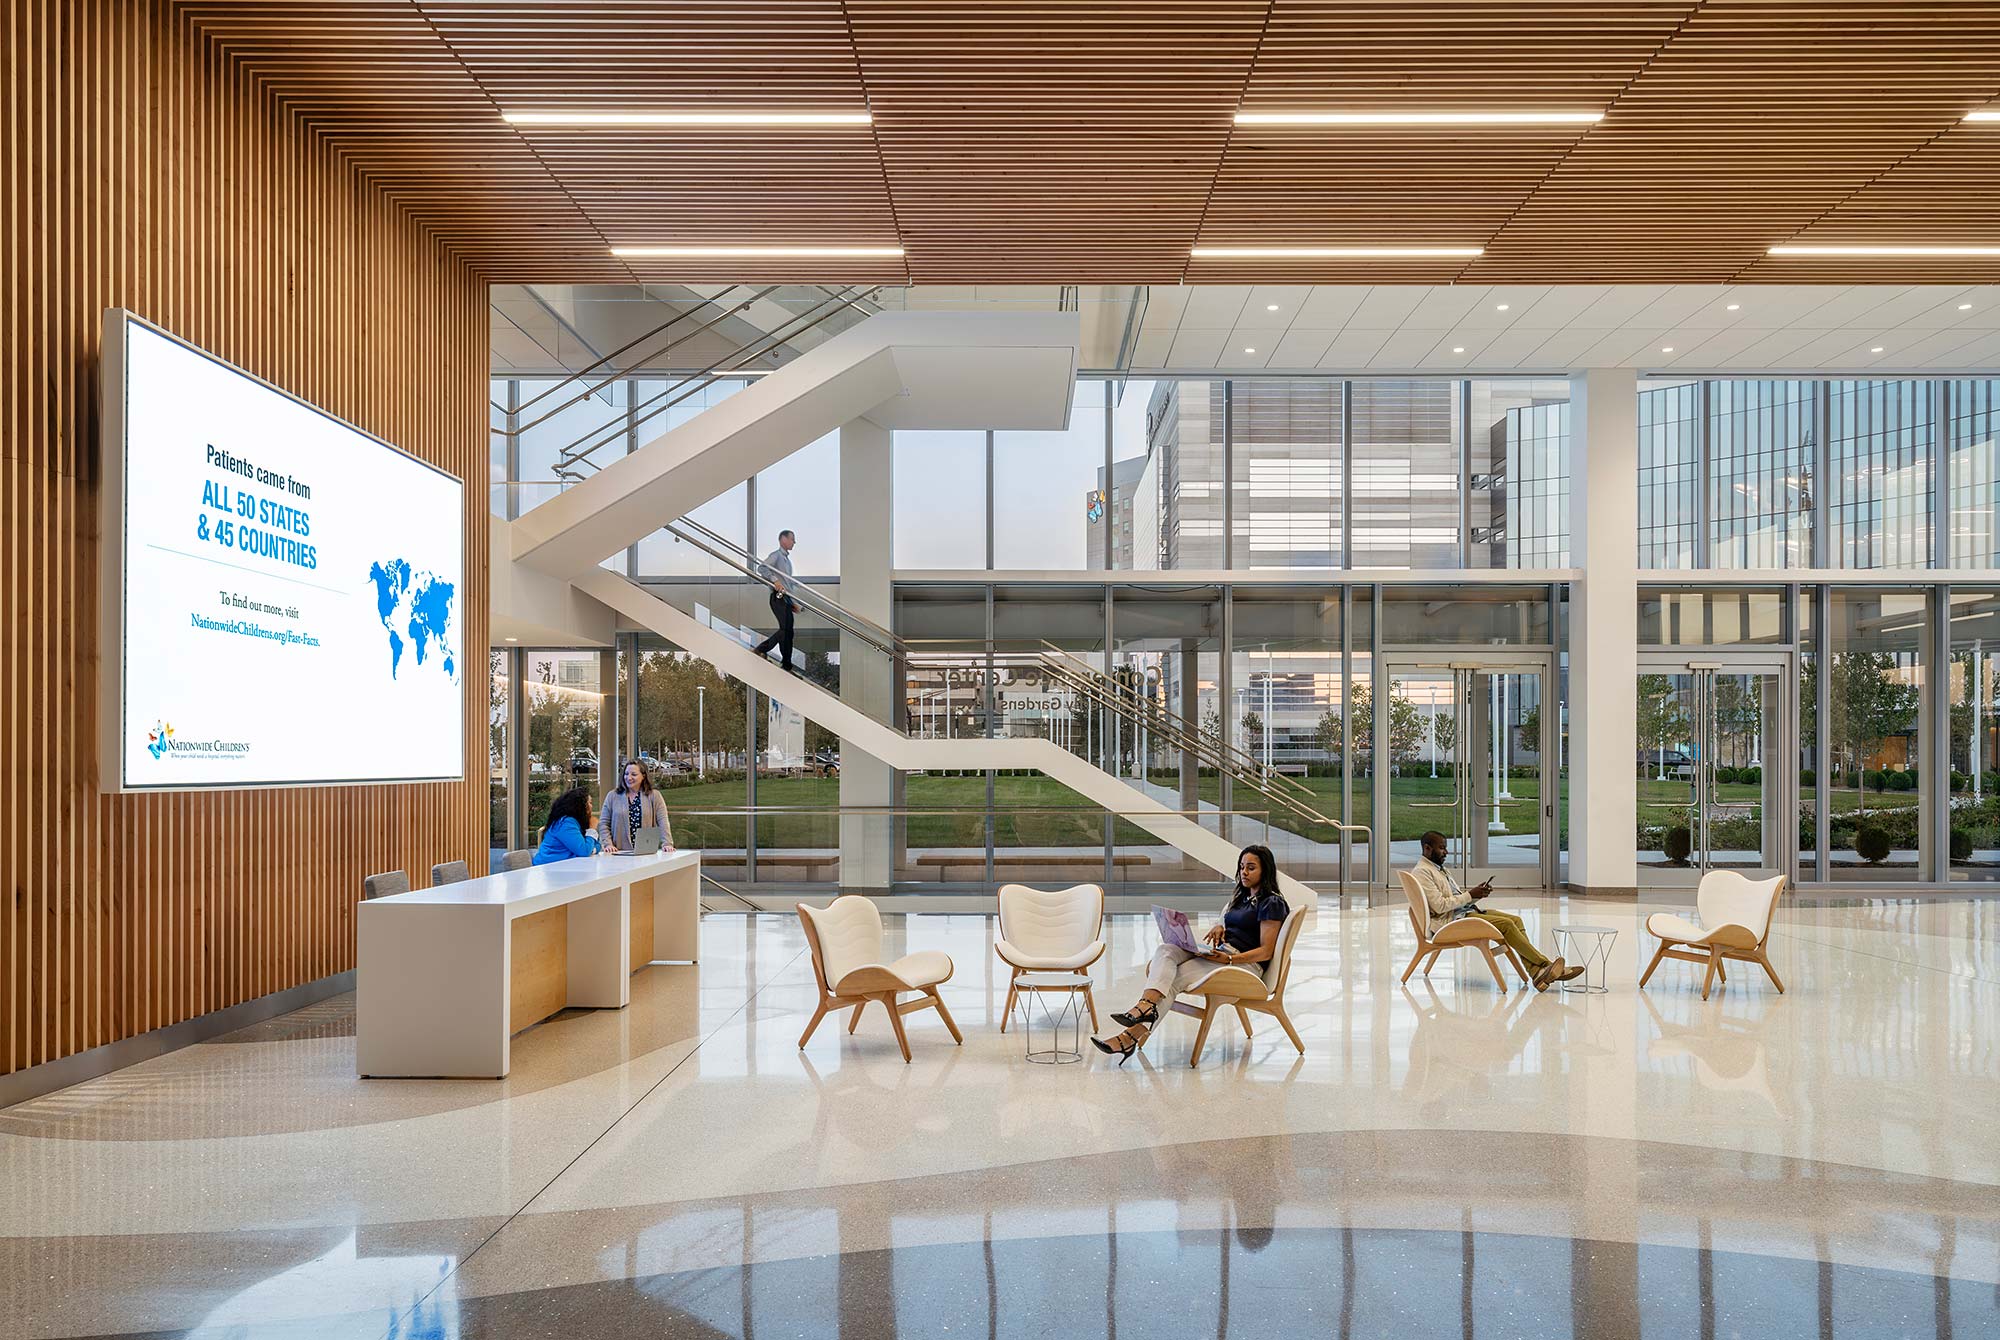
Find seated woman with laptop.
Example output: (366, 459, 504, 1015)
(1092, 843, 1288, 1062)
(599, 759, 673, 854)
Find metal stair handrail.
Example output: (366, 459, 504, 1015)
(492, 283, 779, 427)
(655, 511, 1358, 838)
(553, 286, 886, 477)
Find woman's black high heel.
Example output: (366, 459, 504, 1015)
(1092, 1024, 1148, 1065)
(1110, 1000, 1160, 1029)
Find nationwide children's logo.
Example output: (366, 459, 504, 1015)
(142, 717, 250, 762)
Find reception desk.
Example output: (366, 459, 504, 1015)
(357, 850, 700, 1078)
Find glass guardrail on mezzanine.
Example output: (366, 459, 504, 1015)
(649, 803, 1318, 894)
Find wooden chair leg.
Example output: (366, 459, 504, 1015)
(1271, 1003, 1305, 1054)
(1477, 944, 1509, 993)
(928, 987, 964, 1044)
(883, 993, 914, 1063)
(999, 972, 1018, 1033)
(1700, 953, 1718, 1001)
(1504, 947, 1529, 983)
(847, 1001, 868, 1034)
(1235, 1004, 1254, 1036)
(799, 1000, 830, 1050)
(1189, 999, 1220, 1068)
(1638, 940, 1672, 989)
(1424, 949, 1442, 975)
(1755, 947, 1786, 994)
(1402, 946, 1428, 984)
(1082, 983, 1101, 1030)
(1715, 957, 1727, 982)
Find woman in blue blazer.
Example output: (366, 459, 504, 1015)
(533, 786, 600, 866)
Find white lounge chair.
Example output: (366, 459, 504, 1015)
(797, 895, 962, 1062)
(995, 882, 1106, 1031)
(1640, 871, 1786, 1000)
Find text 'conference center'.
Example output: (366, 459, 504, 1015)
(7, 6, 2000, 1338)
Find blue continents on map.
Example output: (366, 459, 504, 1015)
(368, 557, 457, 681)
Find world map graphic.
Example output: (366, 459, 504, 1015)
(367, 558, 457, 681)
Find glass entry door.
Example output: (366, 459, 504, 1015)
(1379, 659, 1555, 889)
(1636, 655, 1791, 882)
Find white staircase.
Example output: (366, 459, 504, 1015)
(575, 570, 1319, 909)
(511, 310, 1080, 577)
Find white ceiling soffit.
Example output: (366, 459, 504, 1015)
(1125, 284, 2000, 375)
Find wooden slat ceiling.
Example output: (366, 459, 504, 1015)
(177, 1, 2000, 285)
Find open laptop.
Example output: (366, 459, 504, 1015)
(610, 825, 663, 856)
(1152, 904, 1226, 958)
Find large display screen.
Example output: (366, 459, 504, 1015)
(100, 311, 465, 790)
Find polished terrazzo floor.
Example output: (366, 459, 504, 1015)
(2, 892, 1996, 1338)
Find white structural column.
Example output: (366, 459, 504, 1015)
(839, 419, 896, 888)
(1568, 369, 1640, 893)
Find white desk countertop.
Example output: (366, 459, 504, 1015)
(364, 850, 700, 915)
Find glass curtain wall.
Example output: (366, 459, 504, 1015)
(987, 585, 1111, 883)
(894, 585, 993, 884)
(1829, 380, 1934, 569)
(1230, 590, 1352, 882)
(488, 649, 509, 853)
(522, 651, 602, 842)
(624, 638, 753, 872)
(1469, 378, 1572, 568)
(1109, 587, 1226, 884)
(1827, 590, 1927, 878)
(1948, 591, 2000, 879)
(1231, 380, 1342, 568)
(1949, 380, 2000, 566)
(1351, 381, 1460, 568)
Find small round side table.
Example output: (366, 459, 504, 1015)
(1013, 971, 1089, 1064)
(1553, 925, 1617, 994)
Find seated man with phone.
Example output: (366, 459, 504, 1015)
(1408, 830, 1581, 993)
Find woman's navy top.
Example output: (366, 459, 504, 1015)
(1221, 889, 1289, 952)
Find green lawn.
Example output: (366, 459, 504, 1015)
(597, 767, 1939, 856)
(655, 772, 1114, 849)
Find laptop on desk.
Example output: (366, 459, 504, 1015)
(610, 826, 663, 856)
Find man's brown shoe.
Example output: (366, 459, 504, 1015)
(1555, 958, 1586, 984)
(1531, 962, 1555, 992)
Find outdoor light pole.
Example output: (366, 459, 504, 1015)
(1428, 685, 1437, 778)
(697, 685, 705, 777)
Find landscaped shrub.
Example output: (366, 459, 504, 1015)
(1800, 768, 1815, 787)
(1951, 828, 1975, 861)
(1867, 769, 1889, 793)
(1663, 825, 1694, 865)
(1740, 765, 1761, 785)
(1886, 770, 1914, 792)
(1830, 804, 1921, 849)
(1845, 769, 1863, 789)
(1854, 824, 1892, 864)
(1951, 770, 1969, 792)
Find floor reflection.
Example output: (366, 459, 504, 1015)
(340, 1226, 1998, 1340)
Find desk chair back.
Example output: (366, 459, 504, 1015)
(432, 860, 470, 887)
(362, 870, 409, 901)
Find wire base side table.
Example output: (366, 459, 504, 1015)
(1553, 925, 1617, 994)
(1014, 971, 1089, 1064)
